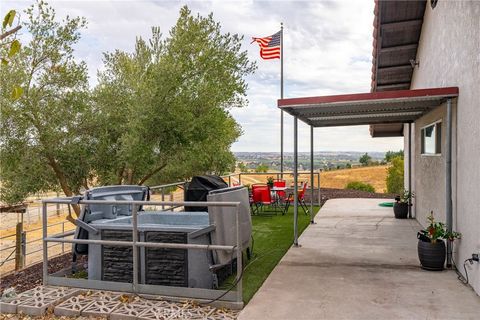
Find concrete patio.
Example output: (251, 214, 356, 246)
(239, 198, 480, 320)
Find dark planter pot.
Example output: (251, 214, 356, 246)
(393, 202, 409, 219)
(417, 239, 446, 271)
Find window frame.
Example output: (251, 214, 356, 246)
(420, 120, 442, 156)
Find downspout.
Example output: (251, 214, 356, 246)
(446, 98, 453, 268)
(408, 123, 412, 218)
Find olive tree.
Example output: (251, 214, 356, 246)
(0, 0, 91, 205)
(93, 7, 256, 185)
(1, 3, 255, 208)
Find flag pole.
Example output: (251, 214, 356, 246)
(280, 22, 284, 178)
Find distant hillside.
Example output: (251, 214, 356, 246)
(233, 165, 390, 194)
(320, 165, 389, 193)
(235, 151, 386, 171)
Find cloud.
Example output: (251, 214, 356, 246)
(5, 0, 403, 152)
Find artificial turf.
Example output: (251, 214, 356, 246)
(239, 205, 320, 303)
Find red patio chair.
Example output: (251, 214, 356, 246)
(283, 181, 310, 215)
(251, 184, 276, 214)
(273, 179, 287, 201)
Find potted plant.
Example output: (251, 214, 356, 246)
(393, 190, 414, 219)
(417, 211, 461, 271)
(266, 176, 274, 188)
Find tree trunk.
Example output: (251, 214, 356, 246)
(138, 164, 167, 185)
(46, 155, 80, 216)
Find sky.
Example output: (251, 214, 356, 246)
(5, 0, 404, 153)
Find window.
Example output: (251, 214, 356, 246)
(421, 122, 442, 155)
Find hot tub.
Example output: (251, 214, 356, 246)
(88, 211, 215, 288)
(73, 184, 251, 290)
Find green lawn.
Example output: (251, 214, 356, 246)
(237, 205, 320, 303)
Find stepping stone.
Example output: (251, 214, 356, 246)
(0, 297, 27, 314)
(1, 286, 81, 316)
(81, 299, 121, 317)
(110, 302, 156, 320)
(88, 290, 122, 301)
(54, 295, 94, 317)
(17, 295, 59, 316)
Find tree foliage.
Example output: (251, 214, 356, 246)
(385, 150, 404, 162)
(93, 7, 255, 186)
(255, 164, 269, 173)
(0, 2, 255, 205)
(359, 153, 372, 166)
(1, 9, 23, 99)
(386, 156, 404, 194)
(1, 0, 90, 204)
(345, 181, 375, 193)
(238, 162, 248, 173)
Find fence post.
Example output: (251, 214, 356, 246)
(61, 222, 65, 254)
(161, 188, 165, 210)
(56, 192, 61, 216)
(15, 218, 25, 271)
(228, 176, 231, 187)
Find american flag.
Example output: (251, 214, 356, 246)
(252, 30, 281, 60)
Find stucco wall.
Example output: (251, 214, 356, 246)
(409, 1, 480, 295)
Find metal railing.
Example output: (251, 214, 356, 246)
(41, 198, 243, 309)
(149, 171, 321, 220)
(0, 204, 75, 273)
(150, 171, 321, 201)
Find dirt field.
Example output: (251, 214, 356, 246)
(320, 165, 388, 192)
(233, 165, 389, 193)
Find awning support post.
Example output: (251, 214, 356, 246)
(446, 98, 453, 268)
(408, 123, 412, 218)
(293, 116, 299, 246)
(310, 126, 314, 224)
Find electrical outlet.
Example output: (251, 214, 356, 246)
(472, 253, 479, 262)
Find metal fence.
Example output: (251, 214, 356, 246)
(41, 198, 243, 309)
(150, 171, 321, 217)
(1, 171, 320, 277)
(0, 203, 75, 274)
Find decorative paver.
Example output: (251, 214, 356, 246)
(2, 286, 239, 319)
(81, 299, 121, 317)
(137, 300, 239, 320)
(89, 290, 122, 301)
(16, 295, 59, 316)
(0, 297, 26, 314)
(110, 302, 154, 320)
(0, 286, 80, 315)
(54, 295, 95, 317)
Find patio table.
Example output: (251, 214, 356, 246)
(270, 186, 288, 210)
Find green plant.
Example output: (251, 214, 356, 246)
(385, 150, 404, 162)
(397, 189, 414, 203)
(255, 164, 269, 173)
(359, 153, 372, 166)
(266, 176, 274, 187)
(386, 156, 404, 194)
(419, 211, 461, 243)
(345, 181, 375, 193)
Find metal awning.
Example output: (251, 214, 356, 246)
(278, 87, 458, 127)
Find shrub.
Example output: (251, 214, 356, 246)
(386, 156, 404, 194)
(345, 181, 376, 193)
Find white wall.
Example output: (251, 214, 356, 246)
(410, 0, 480, 295)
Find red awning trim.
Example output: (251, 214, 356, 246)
(278, 87, 458, 107)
